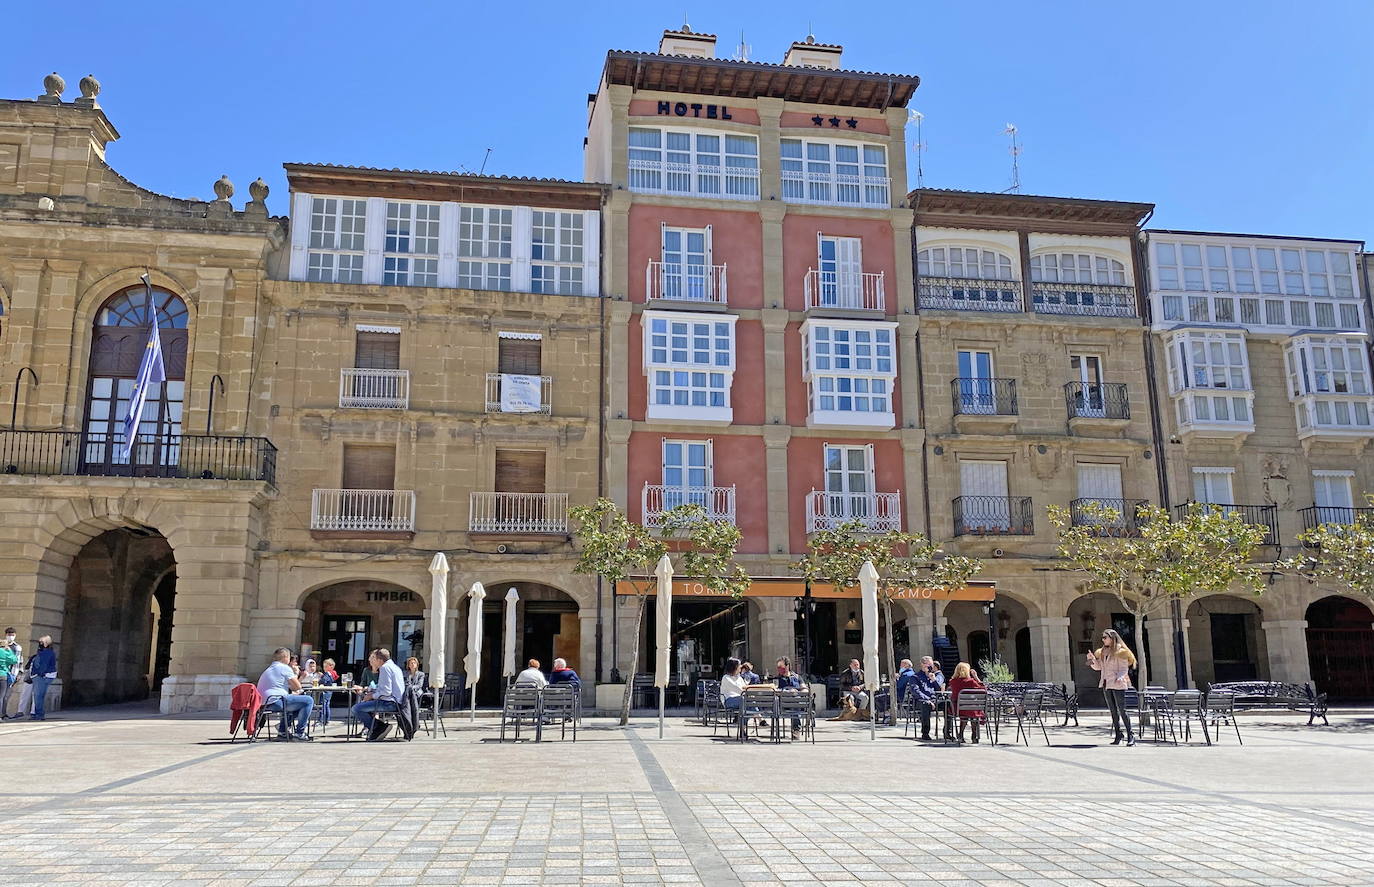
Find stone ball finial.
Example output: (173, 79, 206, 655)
(42, 72, 65, 98)
(79, 74, 100, 99)
(248, 177, 269, 203)
(213, 174, 234, 202)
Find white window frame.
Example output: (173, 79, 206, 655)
(1192, 467, 1235, 505)
(781, 138, 889, 207)
(800, 319, 898, 429)
(1031, 253, 1127, 285)
(530, 210, 585, 296)
(383, 200, 441, 287)
(627, 126, 760, 199)
(642, 310, 738, 424)
(304, 196, 367, 283)
(661, 439, 714, 498)
(457, 204, 514, 291)
(918, 247, 1016, 281)
(1164, 330, 1254, 430)
(1312, 470, 1355, 509)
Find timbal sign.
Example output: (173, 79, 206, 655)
(365, 590, 416, 602)
(614, 578, 995, 602)
(657, 101, 733, 120)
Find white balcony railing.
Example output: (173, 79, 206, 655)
(642, 484, 737, 528)
(484, 373, 552, 414)
(781, 170, 890, 208)
(805, 490, 902, 534)
(627, 159, 760, 200)
(339, 368, 409, 409)
(469, 492, 569, 534)
(645, 260, 728, 304)
(804, 269, 885, 312)
(311, 489, 416, 533)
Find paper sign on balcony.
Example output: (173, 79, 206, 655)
(501, 374, 543, 413)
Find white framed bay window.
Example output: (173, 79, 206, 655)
(627, 127, 760, 199)
(1163, 329, 1255, 434)
(781, 138, 889, 207)
(642, 310, 738, 424)
(801, 319, 898, 428)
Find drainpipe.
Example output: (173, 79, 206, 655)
(595, 192, 608, 685)
(1137, 223, 1188, 688)
(912, 202, 937, 649)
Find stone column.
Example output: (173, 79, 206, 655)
(1144, 617, 1192, 689)
(246, 608, 305, 669)
(36, 259, 81, 429)
(188, 267, 229, 434)
(1261, 620, 1313, 684)
(578, 610, 598, 700)
(5, 259, 45, 383)
(762, 424, 791, 556)
(1027, 617, 1073, 687)
(755, 596, 797, 666)
(605, 417, 632, 512)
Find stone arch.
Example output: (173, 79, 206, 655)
(297, 578, 428, 682)
(1305, 595, 1374, 699)
(1186, 594, 1268, 686)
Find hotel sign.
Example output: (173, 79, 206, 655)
(614, 578, 994, 602)
(657, 100, 733, 120)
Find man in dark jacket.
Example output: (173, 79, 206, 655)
(909, 656, 944, 740)
(548, 658, 581, 691)
(29, 636, 58, 721)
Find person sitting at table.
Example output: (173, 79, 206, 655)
(549, 658, 580, 691)
(351, 648, 405, 741)
(719, 657, 747, 726)
(515, 658, 548, 688)
(299, 659, 321, 687)
(831, 659, 868, 722)
(321, 658, 339, 684)
(947, 661, 986, 744)
(257, 647, 314, 742)
(773, 658, 803, 740)
(739, 661, 761, 685)
(404, 657, 427, 690)
(894, 659, 917, 706)
(359, 661, 378, 689)
(908, 656, 945, 741)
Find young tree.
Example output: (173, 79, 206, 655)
(793, 520, 982, 719)
(570, 498, 749, 726)
(1284, 494, 1374, 601)
(1047, 501, 1267, 691)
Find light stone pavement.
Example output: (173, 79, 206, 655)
(2, 706, 1373, 886)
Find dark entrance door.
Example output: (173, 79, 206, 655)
(322, 615, 370, 682)
(477, 609, 505, 707)
(1209, 613, 1258, 682)
(1307, 597, 1374, 700)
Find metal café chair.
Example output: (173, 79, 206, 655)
(1167, 689, 1208, 744)
(776, 690, 814, 744)
(739, 686, 777, 742)
(499, 685, 542, 742)
(953, 689, 991, 744)
(1204, 691, 1243, 745)
(1014, 689, 1051, 746)
(541, 684, 578, 741)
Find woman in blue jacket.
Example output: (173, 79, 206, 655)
(29, 636, 57, 721)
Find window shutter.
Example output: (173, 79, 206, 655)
(342, 445, 396, 491)
(495, 449, 546, 493)
(354, 332, 400, 369)
(498, 338, 542, 375)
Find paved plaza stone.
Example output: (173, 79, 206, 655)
(2, 707, 1373, 886)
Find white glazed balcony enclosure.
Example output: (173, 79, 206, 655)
(339, 368, 409, 409)
(469, 492, 569, 534)
(805, 490, 902, 534)
(311, 489, 416, 533)
(804, 269, 885, 312)
(646, 260, 728, 304)
(641, 484, 737, 528)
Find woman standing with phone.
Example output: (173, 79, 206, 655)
(1087, 628, 1136, 746)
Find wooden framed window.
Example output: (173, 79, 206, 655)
(342, 445, 395, 491)
(498, 337, 542, 375)
(354, 331, 400, 370)
(494, 449, 545, 494)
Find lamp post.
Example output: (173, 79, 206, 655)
(983, 600, 998, 663)
(794, 580, 816, 678)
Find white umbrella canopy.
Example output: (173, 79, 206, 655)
(426, 553, 449, 691)
(859, 560, 881, 740)
(654, 554, 674, 740)
(502, 587, 520, 680)
(464, 582, 487, 720)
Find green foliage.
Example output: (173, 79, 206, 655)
(569, 498, 667, 596)
(1284, 494, 1374, 600)
(1047, 501, 1267, 622)
(659, 504, 752, 599)
(978, 657, 1014, 684)
(791, 520, 983, 597)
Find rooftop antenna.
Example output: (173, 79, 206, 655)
(478, 147, 492, 176)
(734, 30, 751, 62)
(908, 110, 926, 189)
(1002, 123, 1021, 193)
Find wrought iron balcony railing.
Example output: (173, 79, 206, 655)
(469, 491, 569, 534)
(311, 488, 415, 533)
(1031, 282, 1137, 317)
(953, 496, 1035, 536)
(1070, 498, 1149, 536)
(642, 484, 736, 527)
(1065, 382, 1130, 420)
(918, 277, 1022, 312)
(1299, 505, 1374, 533)
(1173, 502, 1278, 546)
(805, 490, 902, 534)
(0, 430, 276, 484)
(952, 378, 1019, 416)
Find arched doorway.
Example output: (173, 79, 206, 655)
(1306, 596, 1374, 700)
(62, 527, 176, 706)
(1187, 596, 1266, 686)
(300, 580, 426, 683)
(1066, 592, 1147, 703)
(943, 594, 1031, 679)
(475, 583, 579, 706)
(83, 285, 188, 475)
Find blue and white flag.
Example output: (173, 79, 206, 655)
(120, 281, 166, 462)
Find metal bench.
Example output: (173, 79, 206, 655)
(986, 681, 1079, 727)
(1206, 680, 1329, 726)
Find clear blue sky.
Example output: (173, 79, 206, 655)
(6, 1, 1372, 242)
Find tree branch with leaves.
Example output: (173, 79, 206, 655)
(1047, 501, 1267, 691)
(1282, 494, 1374, 601)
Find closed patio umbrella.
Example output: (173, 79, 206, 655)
(654, 553, 673, 740)
(427, 553, 449, 738)
(860, 560, 880, 741)
(464, 581, 486, 722)
(502, 587, 519, 682)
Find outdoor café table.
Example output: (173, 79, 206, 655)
(985, 689, 1022, 746)
(1138, 689, 1175, 744)
(932, 689, 953, 742)
(300, 684, 354, 737)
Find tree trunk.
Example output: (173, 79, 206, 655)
(882, 598, 898, 725)
(619, 595, 647, 727)
(1131, 605, 1151, 732)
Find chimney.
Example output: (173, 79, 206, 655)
(782, 35, 842, 70)
(658, 26, 717, 58)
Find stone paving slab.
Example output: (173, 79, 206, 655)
(1, 710, 1371, 885)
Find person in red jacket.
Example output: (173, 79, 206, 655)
(947, 661, 986, 744)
